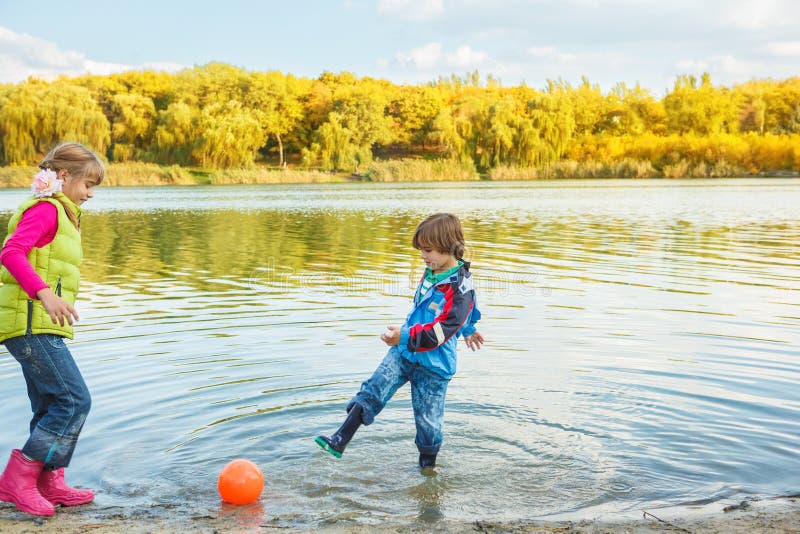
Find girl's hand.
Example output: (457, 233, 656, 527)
(464, 331, 484, 351)
(36, 287, 79, 326)
(381, 325, 401, 346)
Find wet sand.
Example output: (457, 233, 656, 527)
(0, 495, 797, 533)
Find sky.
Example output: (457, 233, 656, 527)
(1, 0, 799, 96)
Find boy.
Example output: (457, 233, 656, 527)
(316, 213, 483, 468)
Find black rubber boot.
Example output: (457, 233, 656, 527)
(419, 453, 437, 468)
(315, 403, 363, 458)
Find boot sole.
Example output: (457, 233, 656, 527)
(0, 488, 55, 516)
(314, 437, 343, 458)
(41, 494, 94, 506)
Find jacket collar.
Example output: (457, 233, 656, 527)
(416, 260, 471, 303)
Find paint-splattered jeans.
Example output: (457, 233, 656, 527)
(348, 346, 449, 456)
(3, 334, 91, 469)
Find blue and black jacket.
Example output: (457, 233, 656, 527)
(398, 261, 481, 379)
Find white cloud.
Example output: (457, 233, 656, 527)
(0, 27, 185, 83)
(722, 0, 800, 30)
(395, 42, 492, 71)
(445, 45, 488, 68)
(676, 59, 709, 72)
(377, 0, 445, 21)
(527, 46, 577, 63)
(677, 56, 757, 79)
(396, 42, 442, 69)
(390, 40, 640, 88)
(674, 54, 799, 85)
(765, 41, 800, 56)
(712, 55, 758, 78)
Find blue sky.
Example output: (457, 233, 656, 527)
(1, 0, 799, 95)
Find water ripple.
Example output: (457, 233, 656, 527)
(0, 180, 799, 525)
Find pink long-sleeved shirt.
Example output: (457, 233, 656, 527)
(0, 202, 58, 299)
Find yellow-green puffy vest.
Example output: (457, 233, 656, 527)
(0, 195, 82, 342)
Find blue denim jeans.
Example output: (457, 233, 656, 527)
(348, 346, 450, 455)
(3, 334, 91, 469)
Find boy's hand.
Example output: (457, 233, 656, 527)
(36, 287, 79, 326)
(381, 325, 401, 346)
(464, 331, 484, 351)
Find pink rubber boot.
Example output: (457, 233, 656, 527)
(0, 449, 55, 516)
(38, 468, 94, 506)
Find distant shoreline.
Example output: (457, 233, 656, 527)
(1, 161, 798, 189)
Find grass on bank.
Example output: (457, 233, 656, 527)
(1, 157, 794, 189)
(207, 167, 346, 184)
(363, 158, 479, 181)
(0, 162, 198, 188)
(0, 162, 350, 188)
(488, 158, 751, 180)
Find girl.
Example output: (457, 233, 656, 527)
(0, 142, 104, 516)
(316, 213, 484, 468)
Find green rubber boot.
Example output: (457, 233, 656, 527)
(315, 404, 363, 458)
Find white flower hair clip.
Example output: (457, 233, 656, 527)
(31, 169, 63, 198)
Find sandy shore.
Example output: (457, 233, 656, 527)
(0, 494, 797, 533)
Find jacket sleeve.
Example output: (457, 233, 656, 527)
(399, 281, 475, 353)
(459, 301, 481, 338)
(0, 203, 57, 299)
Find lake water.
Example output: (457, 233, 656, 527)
(0, 179, 798, 528)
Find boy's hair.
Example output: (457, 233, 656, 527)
(412, 213, 466, 259)
(38, 142, 105, 228)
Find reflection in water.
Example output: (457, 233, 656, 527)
(411, 470, 445, 523)
(0, 179, 799, 528)
(219, 501, 266, 529)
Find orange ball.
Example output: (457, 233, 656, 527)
(217, 459, 264, 504)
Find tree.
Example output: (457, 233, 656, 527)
(427, 95, 486, 166)
(546, 77, 605, 136)
(528, 91, 575, 164)
(304, 80, 394, 171)
(193, 101, 264, 168)
(248, 71, 306, 166)
(304, 111, 355, 170)
(152, 102, 199, 166)
(173, 63, 250, 109)
(390, 85, 445, 149)
(110, 93, 156, 161)
(112, 70, 176, 110)
(0, 80, 109, 165)
(596, 83, 664, 136)
(664, 73, 738, 135)
(480, 98, 517, 168)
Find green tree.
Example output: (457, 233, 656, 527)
(111, 70, 176, 110)
(110, 93, 156, 161)
(761, 78, 800, 134)
(152, 102, 199, 166)
(390, 85, 445, 149)
(664, 73, 738, 135)
(546, 77, 605, 136)
(0, 80, 109, 165)
(303, 111, 355, 170)
(528, 91, 575, 164)
(480, 98, 517, 168)
(193, 101, 264, 168)
(305, 80, 394, 171)
(174, 63, 250, 108)
(248, 71, 307, 166)
(427, 95, 486, 166)
(596, 83, 664, 136)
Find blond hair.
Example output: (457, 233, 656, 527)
(412, 213, 466, 259)
(38, 142, 105, 228)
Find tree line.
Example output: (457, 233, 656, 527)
(1, 64, 799, 174)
